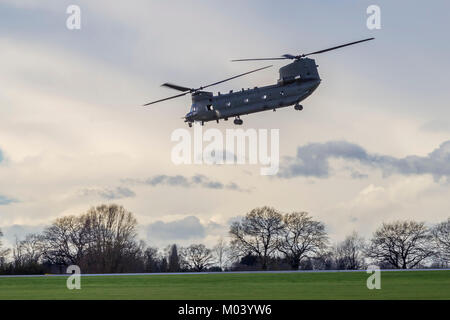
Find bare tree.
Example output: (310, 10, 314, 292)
(182, 244, 214, 271)
(431, 218, 450, 266)
(278, 212, 328, 270)
(82, 204, 140, 273)
(334, 232, 366, 270)
(229, 206, 283, 270)
(311, 251, 335, 270)
(143, 246, 170, 272)
(366, 221, 435, 269)
(38, 204, 144, 273)
(0, 229, 10, 266)
(144, 247, 159, 272)
(212, 237, 228, 270)
(12, 234, 45, 273)
(42, 215, 90, 265)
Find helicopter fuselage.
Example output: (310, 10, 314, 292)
(186, 78, 320, 123)
(185, 58, 321, 125)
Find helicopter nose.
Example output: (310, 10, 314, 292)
(185, 111, 195, 121)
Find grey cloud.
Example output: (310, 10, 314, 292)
(146, 175, 189, 187)
(144, 216, 228, 247)
(0, 195, 17, 206)
(124, 174, 247, 192)
(349, 170, 369, 179)
(278, 140, 450, 180)
(146, 216, 206, 241)
(80, 186, 136, 200)
(205, 220, 227, 234)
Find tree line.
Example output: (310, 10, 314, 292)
(0, 204, 449, 274)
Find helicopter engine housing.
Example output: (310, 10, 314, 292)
(278, 58, 320, 84)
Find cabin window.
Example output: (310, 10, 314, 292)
(226, 102, 231, 107)
(244, 98, 249, 103)
(206, 104, 213, 111)
(280, 91, 285, 96)
(262, 95, 267, 100)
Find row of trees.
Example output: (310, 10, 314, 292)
(0, 205, 225, 274)
(229, 207, 449, 270)
(0, 205, 449, 274)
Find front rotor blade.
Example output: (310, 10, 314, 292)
(161, 83, 192, 92)
(302, 37, 375, 57)
(231, 57, 288, 62)
(143, 92, 189, 106)
(198, 65, 272, 90)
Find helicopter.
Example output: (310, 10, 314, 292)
(143, 38, 374, 127)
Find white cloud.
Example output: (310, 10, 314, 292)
(323, 175, 450, 241)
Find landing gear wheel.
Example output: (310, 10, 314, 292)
(294, 104, 303, 111)
(188, 122, 192, 128)
(233, 117, 243, 125)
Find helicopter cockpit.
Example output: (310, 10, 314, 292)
(190, 104, 198, 113)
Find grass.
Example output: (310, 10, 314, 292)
(0, 271, 449, 300)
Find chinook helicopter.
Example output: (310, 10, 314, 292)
(144, 38, 374, 126)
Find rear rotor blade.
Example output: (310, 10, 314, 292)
(198, 65, 272, 90)
(302, 37, 374, 57)
(161, 83, 192, 92)
(143, 92, 190, 106)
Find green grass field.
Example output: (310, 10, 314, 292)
(0, 271, 449, 300)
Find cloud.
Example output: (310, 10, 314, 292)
(0, 224, 45, 247)
(278, 140, 450, 181)
(0, 195, 17, 206)
(143, 216, 229, 248)
(124, 174, 248, 192)
(146, 216, 206, 241)
(350, 170, 369, 179)
(420, 120, 450, 133)
(79, 186, 136, 200)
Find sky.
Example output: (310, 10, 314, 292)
(1, 0, 450, 249)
